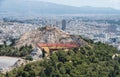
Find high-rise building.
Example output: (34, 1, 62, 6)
(62, 20, 66, 30)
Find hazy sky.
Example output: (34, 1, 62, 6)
(30, 0, 120, 9)
(0, 0, 120, 10)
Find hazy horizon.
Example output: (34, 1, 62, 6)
(0, 0, 120, 10)
(0, 0, 120, 17)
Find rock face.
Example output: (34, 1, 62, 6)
(30, 47, 43, 60)
(13, 59, 26, 67)
(0, 57, 23, 74)
(15, 26, 87, 48)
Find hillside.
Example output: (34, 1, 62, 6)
(1, 40, 120, 77)
(15, 26, 87, 48)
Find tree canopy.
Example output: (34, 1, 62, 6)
(0, 39, 120, 77)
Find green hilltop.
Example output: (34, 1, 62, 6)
(1, 38, 120, 77)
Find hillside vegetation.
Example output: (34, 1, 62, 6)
(1, 39, 120, 77)
(0, 44, 32, 57)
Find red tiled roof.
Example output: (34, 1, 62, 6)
(37, 43, 78, 48)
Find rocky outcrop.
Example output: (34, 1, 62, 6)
(112, 53, 119, 60)
(30, 47, 43, 60)
(13, 59, 27, 67)
(0, 58, 30, 74)
(15, 26, 87, 48)
(0, 67, 12, 74)
(0, 58, 26, 74)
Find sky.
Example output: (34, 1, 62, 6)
(29, 0, 120, 9)
(0, 0, 120, 10)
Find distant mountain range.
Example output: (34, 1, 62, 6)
(0, 0, 120, 16)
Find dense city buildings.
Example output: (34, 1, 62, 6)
(0, 15, 120, 49)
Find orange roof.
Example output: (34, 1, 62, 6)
(37, 43, 78, 48)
